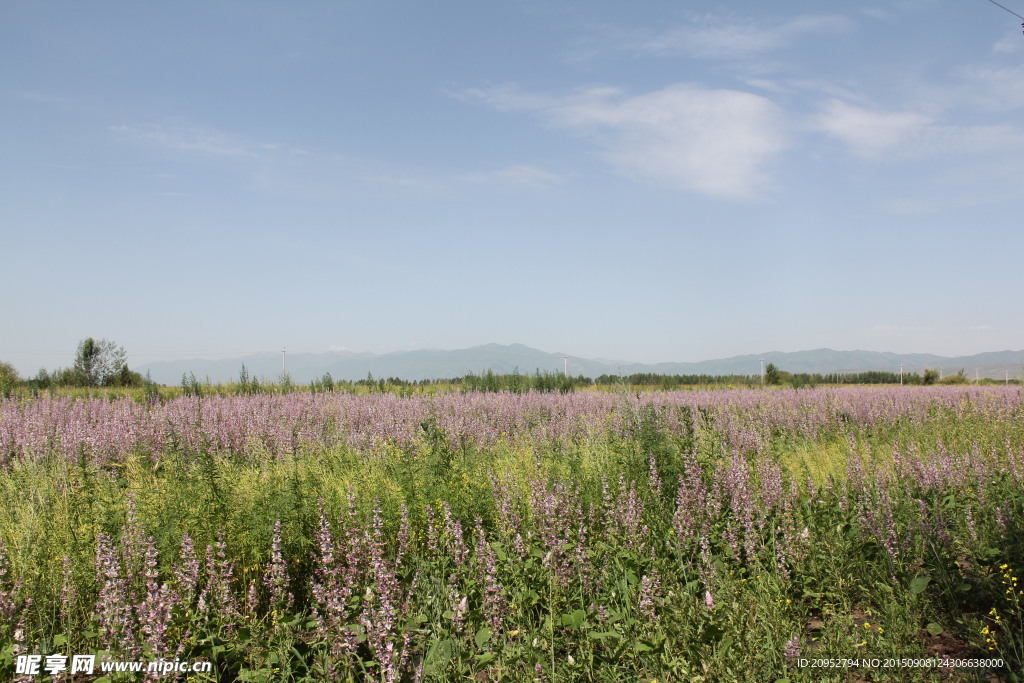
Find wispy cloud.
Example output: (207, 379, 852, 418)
(950, 64, 1024, 112)
(812, 101, 932, 158)
(111, 123, 263, 158)
(12, 91, 76, 105)
(112, 121, 562, 196)
(361, 173, 443, 190)
(812, 99, 1024, 158)
(630, 14, 853, 59)
(465, 83, 786, 199)
(459, 164, 565, 189)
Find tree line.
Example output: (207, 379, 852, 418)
(1, 338, 148, 395)
(1, 344, 1005, 400)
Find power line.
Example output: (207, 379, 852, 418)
(0, 349, 301, 357)
(984, 0, 1024, 22)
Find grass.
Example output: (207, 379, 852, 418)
(0, 387, 1022, 681)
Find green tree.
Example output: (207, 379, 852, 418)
(0, 361, 20, 397)
(764, 362, 782, 385)
(72, 337, 129, 386)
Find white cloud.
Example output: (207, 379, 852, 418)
(812, 100, 932, 157)
(459, 164, 565, 189)
(993, 26, 1024, 54)
(634, 14, 853, 59)
(361, 173, 441, 190)
(953, 64, 1024, 111)
(812, 99, 1024, 158)
(467, 83, 786, 199)
(111, 123, 260, 158)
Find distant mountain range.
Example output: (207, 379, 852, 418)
(135, 344, 1024, 385)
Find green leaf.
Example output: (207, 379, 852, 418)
(701, 624, 725, 644)
(909, 576, 931, 594)
(587, 631, 622, 640)
(475, 627, 492, 649)
(926, 622, 943, 636)
(53, 634, 68, 647)
(475, 652, 495, 665)
(560, 609, 586, 629)
(424, 638, 455, 673)
(93, 678, 112, 683)
(634, 640, 654, 652)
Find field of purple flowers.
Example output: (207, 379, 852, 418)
(1, 386, 1023, 680)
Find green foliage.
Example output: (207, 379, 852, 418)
(0, 361, 19, 397)
(278, 372, 294, 393)
(181, 371, 203, 397)
(3, 388, 1022, 678)
(309, 372, 334, 393)
(73, 337, 130, 386)
(764, 362, 781, 385)
(459, 369, 586, 393)
(237, 364, 263, 395)
(942, 369, 969, 385)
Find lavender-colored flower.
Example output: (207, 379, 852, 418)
(95, 532, 136, 655)
(783, 636, 801, 659)
(263, 520, 293, 615)
(648, 453, 663, 498)
(59, 555, 77, 628)
(173, 532, 200, 612)
(474, 519, 508, 634)
(197, 530, 239, 633)
(360, 506, 403, 683)
(638, 571, 660, 621)
(0, 538, 20, 626)
(12, 598, 32, 683)
(138, 537, 174, 678)
(310, 504, 358, 663)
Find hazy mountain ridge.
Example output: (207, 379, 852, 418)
(136, 345, 1024, 385)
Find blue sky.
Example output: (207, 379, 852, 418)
(3, 0, 1024, 376)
